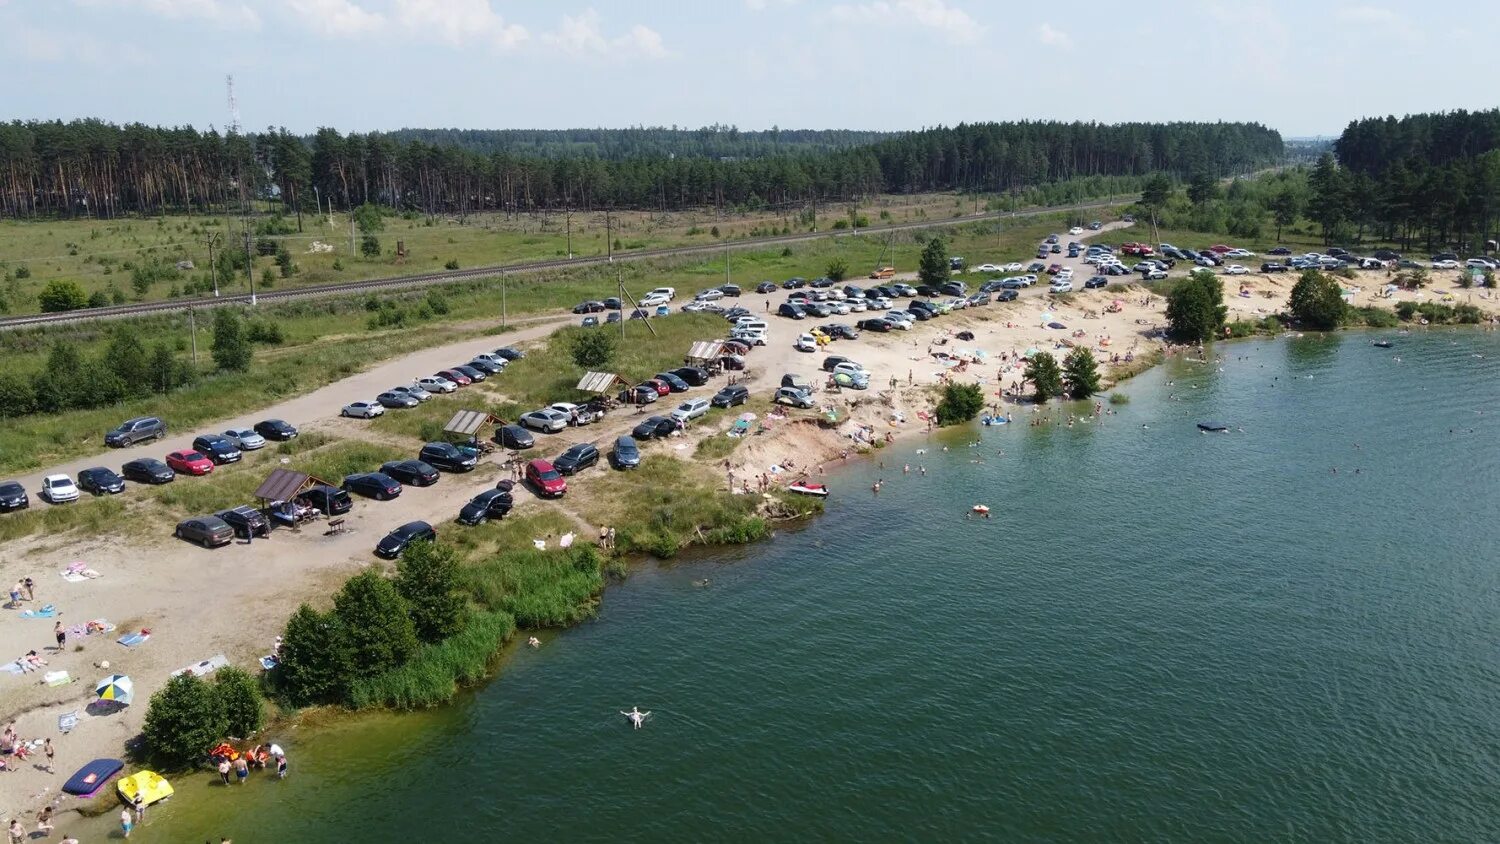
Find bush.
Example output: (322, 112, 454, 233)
(1108, 392, 1130, 405)
(1164, 273, 1227, 342)
(347, 610, 515, 710)
(444, 259, 459, 270)
(333, 570, 418, 678)
(1287, 270, 1346, 330)
(276, 604, 354, 706)
(360, 234, 382, 257)
(37, 279, 88, 312)
(425, 291, 450, 315)
(87, 290, 108, 309)
(395, 541, 468, 643)
(246, 320, 285, 344)
(570, 331, 616, 368)
(14, 264, 30, 279)
(934, 382, 984, 425)
(211, 309, 252, 372)
(830, 219, 849, 230)
(826, 259, 849, 282)
(214, 666, 264, 738)
(141, 674, 227, 768)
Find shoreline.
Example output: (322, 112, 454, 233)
(5, 267, 1499, 835)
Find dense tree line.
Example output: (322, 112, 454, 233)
(0, 119, 1282, 220)
(379, 125, 896, 158)
(1320, 110, 1500, 251)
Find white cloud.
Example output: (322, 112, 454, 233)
(1036, 22, 1072, 49)
(393, 0, 527, 49)
(1337, 5, 1403, 25)
(827, 0, 983, 45)
(78, 0, 262, 29)
(281, 0, 385, 37)
(541, 10, 669, 59)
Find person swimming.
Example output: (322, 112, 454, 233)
(621, 707, 651, 729)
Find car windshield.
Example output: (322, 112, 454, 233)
(185, 451, 206, 461)
(0, 482, 22, 494)
(537, 468, 562, 481)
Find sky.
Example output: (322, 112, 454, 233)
(2, 0, 1495, 138)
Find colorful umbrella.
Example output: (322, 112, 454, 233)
(95, 675, 133, 706)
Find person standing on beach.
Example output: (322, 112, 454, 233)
(8, 818, 23, 844)
(22, 578, 34, 601)
(43, 737, 54, 774)
(120, 807, 133, 838)
(133, 792, 145, 823)
(54, 622, 65, 651)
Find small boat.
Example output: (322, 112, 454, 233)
(972, 504, 990, 514)
(118, 770, 174, 807)
(980, 415, 1008, 426)
(786, 482, 829, 498)
(62, 758, 124, 797)
(1196, 421, 1230, 432)
(1372, 340, 1393, 348)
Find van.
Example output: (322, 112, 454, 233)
(730, 327, 767, 346)
(733, 317, 767, 332)
(869, 266, 896, 279)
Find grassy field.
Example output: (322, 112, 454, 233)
(0, 193, 990, 315)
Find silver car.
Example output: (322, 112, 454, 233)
(519, 408, 569, 433)
(415, 375, 457, 394)
(223, 427, 267, 450)
(391, 384, 432, 402)
(342, 401, 386, 419)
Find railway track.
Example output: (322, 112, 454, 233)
(0, 198, 1123, 329)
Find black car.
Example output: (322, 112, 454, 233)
(380, 459, 440, 487)
(843, 285, 865, 298)
(633, 415, 678, 440)
(453, 364, 486, 383)
(457, 490, 513, 526)
(857, 317, 893, 332)
(191, 434, 243, 464)
(905, 306, 932, 321)
(610, 435, 641, 469)
(489, 425, 531, 450)
(0, 481, 29, 512)
(254, 419, 299, 441)
(553, 443, 600, 475)
(573, 300, 606, 313)
(104, 416, 165, 448)
(810, 277, 835, 288)
(603, 297, 623, 310)
(1084, 277, 1109, 289)
(1267, 246, 1292, 256)
(938, 282, 967, 297)
(1372, 249, 1401, 261)
(302, 485, 353, 516)
(375, 520, 436, 559)
(915, 285, 939, 297)
(755, 281, 778, 294)
(467, 357, 504, 375)
(711, 384, 750, 408)
(722, 307, 751, 322)
(781, 277, 807, 289)
(822, 355, 854, 372)
(175, 515, 234, 548)
(719, 284, 742, 297)
(671, 366, 711, 386)
(343, 472, 403, 500)
(1027, 262, 1047, 273)
(653, 372, 689, 393)
(822, 324, 859, 340)
(997, 289, 1019, 302)
(77, 467, 125, 495)
(910, 300, 941, 316)
(629, 308, 650, 320)
(1261, 262, 1289, 273)
(778, 302, 806, 319)
(606, 312, 622, 324)
(419, 442, 478, 472)
(215, 505, 269, 539)
(494, 347, 525, 361)
(803, 302, 833, 318)
(121, 458, 175, 484)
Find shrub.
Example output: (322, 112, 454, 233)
(395, 541, 468, 643)
(825, 258, 849, 282)
(14, 264, 30, 279)
(831, 219, 849, 230)
(211, 309, 252, 372)
(141, 674, 227, 769)
(246, 320, 285, 344)
(333, 570, 418, 678)
(214, 666, 264, 738)
(425, 291, 451, 315)
(934, 382, 984, 425)
(570, 330, 616, 368)
(87, 290, 108, 308)
(276, 604, 354, 706)
(1287, 270, 1346, 330)
(347, 610, 515, 710)
(444, 259, 459, 270)
(1164, 273, 1227, 342)
(1108, 392, 1130, 405)
(37, 279, 88, 312)
(360, 234, 382, 257)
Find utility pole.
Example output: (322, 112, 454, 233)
(566, 210, 573, 259)
(206, 231, 221, 297)
(724, 240, 730, 287)
(188, 308, 198, 367)
(500, 270, 507, 330)
(244, 221, 257, 306)
(606, 208, 612, 262)
(617, 268, 625, 343)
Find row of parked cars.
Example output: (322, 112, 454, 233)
(340, 347, 526, 419)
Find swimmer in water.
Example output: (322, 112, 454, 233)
(527, 636, 540, 648)
(621, 707, 651, 729)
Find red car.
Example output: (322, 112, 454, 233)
(1120, 242, 1143, 255)
(438, 368, 472, 386)
(644, 379, 671, 396)
(525, 459, 567, 498)
(1208, 244, 1232, 254)
(1046, 264, 1063, 274)
(165, 449, 215, 476)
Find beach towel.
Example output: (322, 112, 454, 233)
(1, 661, 23, 675)
(117, 632, 150, 648)
(43, 670, 72, 687)
(259, 655, 280, 671)
(21, 605, 59, 619)
(559, 532, 575, 548)
(532, 538, 547, 550)
(171, 654, 228, 678)
(60, 568, 102, 583)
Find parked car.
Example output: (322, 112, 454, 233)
(457, 490, 513, 526)
(997, 289, 1019, 301)
(375, 520, 436, 559)
(711, 384, 750, 408)
(1260, 262, 1289, 273)
(822, 323, 859, 340)
(632, 415, 679, 440)
(1267, 246, 1292, 256)
(192, 434, 242, 465)
(1224, 264, 1250, 275)
(654, 372, 690, 393)
(1049, 280, 1074, 293)
(0, 481, 28, 512)
(416, 375, 457, 394)
(40, 474, 79, 503)
(418, 442, 478, 473)
(494, 347, 525, 361)
(1432, 259, 1460, 269)
(1143, 268, 1168, 280)
(215, 505, 269, 539)
(794, 333, 818, 352)
(104, 416, 165, 447)
(77, 467, 125, 496)
(452, 364, 486, 383)
(438, 368, 472, 386)
(466, 358, 504, 375)
(526, 459, 567, 498)
(719, 284, 742, 297)
(671, 366, 711, 386)
(755, 281, 778, 294)
(166, 450, 215, 476)
(619, 384, 661, 405)
(380, 459, 440, 487)
(581, 316, 600, 328)
(175, 515, 235, 548)
(390, 385, 432, 403)
(1084, 276, 1109, 289)
(377, 390, 420, 409)
(218, 428, 264, 452)
(341, 401, 385, 419)
(301, 484, 353, 516)
(774, 387, 816, 409)
(249, 419, 297, 442)
(121, 458, 174, 484)
(573, 300, 606, 313)
(553, 443, 601, 475)
(857, 317, 893, 332)
(671, 398, 711, 424)
(343, 472, 403, 500)
(488, 425, 531, 451)
(548, 402, 602, 427)
(777, 302, 806, 320)
(611, 435, 642, 469)
(517, 408, 568, 434)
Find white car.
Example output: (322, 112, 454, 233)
(1226, 248, 1255, 258)
(670, 398, 711, 423)
(639, 293, 670, 308)
(40, 474, 79, 503)
(869, 296, 893, 309)
(975, 263, 1001, 273)
(1432, 259, 1460, 270)
(1068, 226, 1084, 236)
(845, 298, 868, 313)
(223, 427, 267, 450)
(945, 297, 969, 310)
(1049, 280, 1074, 293)
(695, 289, 725, 301)
(891, 284, 918, 297)
(794, 333, 818, 352)
(341, 401, 385, 419)
(1003, 262, 1024, 272)
(416, 375, 457, 394)
(1465, 257, 1497, 269)
(549, 402, 601, 426)
(730, 328, 768, 346)
(883, 313, 913, 329)
(831, 361, 870, 380)
(1225, 264, 1249, 275)
(1056, 268, 1073, 279)
(647, 286, 676, 301)
(830, 301, 851, 315)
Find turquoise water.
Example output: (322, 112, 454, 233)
(120, 329, 1500, 842)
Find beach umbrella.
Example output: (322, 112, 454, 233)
(1040, 311, 1054, 322)
(738, 412, 757, 422)
(95, 675, 133, 706)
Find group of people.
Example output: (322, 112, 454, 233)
(9, 811, 73, 844)
(215, 744, 288, 786)
(6, 577, 36, 608)
(0, 723, 53, 774)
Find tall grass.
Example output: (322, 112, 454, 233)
(346, 609, 516, 710)
(465, 544, 604, 628)
(0, 495, 132, 544)
(584, 457, 766, 557)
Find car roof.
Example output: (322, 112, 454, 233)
(396, 520, 431, 535)
(44, 474, 71, 482)
(528, 458, 554, 468)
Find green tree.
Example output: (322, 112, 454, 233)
(32, 342, 86, 412)
(1269, 185, 1303, 242)
(0, 372, 35, 417)
(353, 202, 385, 235)
(87, 290, 108, 308)
(933, 382, 985, 425)
(211, 308, 252, 372)
(570, 330, 616, 369)
(277, 604, 353, 706)
(1164, 273, 1228, 343)
(1063, 347, 1102, 399)
(37, 279, 88, 312)
(149, 342, 184, 393)
(825, 258, 849, 282)
(1024, 352, 1065, 402)
(360, 234, 382, 258)
(333, 570, 418, 677)
(395, 541, 468, 643)
(105, 329, 152, 396)
(1187, 172, 1218, 205)
(141, 674, 227, 768)
(1307, 152, 1350, 244)
(275, 245, 295, 278)
(213, 666, 264, 738)
(1287, 270, 1346, 329)
(917, 236, 950, 287)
